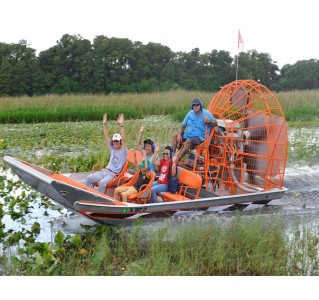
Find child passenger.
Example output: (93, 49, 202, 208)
(114, 150, 150, 202)
(137, 124, 157, 172)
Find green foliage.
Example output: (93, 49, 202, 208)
(31, 222, 41, 234)
(54, 231, 65, 247)
(0, 116, 181, 172)
(0, 106, 141, 124)
(279, 59, 319, 90)
(171, 109, 189, 122)
(0, 90, 208, 124)
(2, 35, 317, 97)
(4, 215, 319, 276)
(285, 106, 319, 122)
(1, 89, 318, 124)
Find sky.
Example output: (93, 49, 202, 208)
(1, 0, 318, 68)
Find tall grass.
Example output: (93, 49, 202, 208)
(0, 215, 291, 276)
(2, 89, 318, 124)
(3, 215, 319, 276)
(0, 91, 213, 123)
(277, 90, 319, 123)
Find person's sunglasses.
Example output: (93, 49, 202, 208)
(192, 103, 200, 107)
(162, 152, 170, 156)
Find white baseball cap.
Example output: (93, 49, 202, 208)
(112, 133, 121, 141)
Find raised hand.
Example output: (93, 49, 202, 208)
(139, 124, 145, 133)
(117, 113, 124, 126)
(172, 154, 177, 164)
(103, 113, 107, 124)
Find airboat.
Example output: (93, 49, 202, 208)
(4, 80, 288, 226)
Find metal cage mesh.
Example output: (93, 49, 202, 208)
(205, 80, 288, 195)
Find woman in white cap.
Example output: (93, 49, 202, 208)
(86, 113, 128, 193)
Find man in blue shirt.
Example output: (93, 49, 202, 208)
(172, 97, 217, 165)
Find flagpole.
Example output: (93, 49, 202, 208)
(236, 48, 239, 85)
(236, 30, 244, 85)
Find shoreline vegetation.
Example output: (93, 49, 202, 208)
(1, 207, 318, 275)
(0, 89, 319, 125)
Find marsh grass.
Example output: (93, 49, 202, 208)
(0, 91, 213, 123)
(3, 214, 319, 276)
(277, 90, 319, 124)
(1, 89, 318, 124)
(286, 223, 319, 275)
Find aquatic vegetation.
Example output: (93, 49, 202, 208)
(0, 116, 179, 171)
(2, 213, 319, 276)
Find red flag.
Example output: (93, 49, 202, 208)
(238, 30, 244, 51)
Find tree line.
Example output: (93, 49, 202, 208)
(0, 34, 318, 96)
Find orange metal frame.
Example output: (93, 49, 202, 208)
(192, 79, 288, 195)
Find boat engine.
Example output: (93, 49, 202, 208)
(206, 80, 288, 195)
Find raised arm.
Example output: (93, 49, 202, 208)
(102, 113, 112, 151)
(137, 124, 145, 152)
(171, 154, 177, 176)
(135, 149, 149, 174)
(152, 144, 161, 166)
(117, 113, 127, 149)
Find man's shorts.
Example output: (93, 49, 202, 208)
(180, 136, 202, 149)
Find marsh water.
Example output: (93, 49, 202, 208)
(1, 122, 319, 243)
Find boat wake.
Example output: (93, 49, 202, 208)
(284, 164, 319, 194)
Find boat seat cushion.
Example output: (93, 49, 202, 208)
(159, 192, 190, 202)
(159, 167, 202, 202)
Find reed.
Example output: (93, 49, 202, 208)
(2, 89, 318, 124)
(276, 90, 319, 110)
(0, 91, 213, 123)
(277, 90, 319, 123)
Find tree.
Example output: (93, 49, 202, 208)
(235, 50, 279, 89)
(92, 36, 132, 93)
(278, 59, 319, 90)
(2, 34, 317, 95)
(38, 34, 93, 94)
(0, 40, 38, 96)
